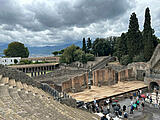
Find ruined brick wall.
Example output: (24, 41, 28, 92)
(92, 68, 118, 86)
(62, 79, 72, 92)
(118, 68, 135, 82)
(62, 72, 88, 92)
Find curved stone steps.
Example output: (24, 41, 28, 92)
(0, 77, 9, 85)
(34, 95, 76, 120)
(0, 90, 24, 120)
(18, 90, 64, 120)
(9, 79, 16, 88)
(47, 98, 99, 120)
(37, 88, 99, 120)
(0, 85, 31, 119)
(28, 92, 73, 120)
(8, 87, 39, 120)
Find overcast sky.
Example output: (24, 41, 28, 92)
(0, 0, 160, 47)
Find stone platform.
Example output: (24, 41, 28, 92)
(69, 81, 148, 102)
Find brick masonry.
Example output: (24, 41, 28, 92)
(92, 67, 118, 86)
(62, 72, 88, 92)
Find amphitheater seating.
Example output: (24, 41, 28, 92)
(0, 75, 99, 120)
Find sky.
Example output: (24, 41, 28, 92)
(0, 0, 160, 47)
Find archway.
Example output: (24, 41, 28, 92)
(150, 82, 159, 91)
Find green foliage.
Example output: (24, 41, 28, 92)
(92, 38, 111, 56)
(74, 49, 85, 62)
(86, 53, 95, 61)
(60, 44, 95, 64)
(127, 12, 143, 59)
(86, 38, 92, 53)
(20, 60, 32, 64)
(82, 38, 86, 53)
(4, 42, 29, 58)
(143, 7, 158, 62)
(133, 53, 145, 62)
(60, 44, 77, 64)
(120, 55, 132, 66)
(116, 33, 128, 61)
(52, 51, 58, 56)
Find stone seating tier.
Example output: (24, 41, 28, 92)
(0, 75, 99, 120)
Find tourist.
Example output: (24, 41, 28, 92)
(146, 93, 149, 99)
(150, 96, 152, 104)
(118, 109, 122, 118)
(155, 97, 159, 108)
(94, 98, 97, 105)
(156, 90, 158, 97)
(124, 112, 128, 120)
(130, 105, 134, 114)
(123, 105, 126, 112)
(141, 101, 144, 111)
(107, 103, 110, 113)
(100, 114, 108, 120)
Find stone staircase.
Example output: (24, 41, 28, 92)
(0, 75, 100, 120)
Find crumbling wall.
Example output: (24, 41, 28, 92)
(118, 68, 135, 82)
(62, 72, 88, 92)
(92, 67, 118, 86)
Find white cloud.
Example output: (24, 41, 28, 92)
(0, 0, 159, 47)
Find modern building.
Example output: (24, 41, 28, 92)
(0, 57, 21, 65)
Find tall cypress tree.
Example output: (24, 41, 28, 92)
(82, 38, 86, 53)
(87, 37, 92, 53)
(143, 7, 158, 61)
(127, 12, 142, 60)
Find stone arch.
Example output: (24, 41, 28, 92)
(149, 82, 159, 91)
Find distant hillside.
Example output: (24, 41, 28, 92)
(0, 41, 82, 57)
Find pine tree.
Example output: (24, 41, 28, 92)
(127, 12, 142, 60)
(82, 38, 86, 53)
(87, 38, 92, 53)
(143, 7, 158, 61)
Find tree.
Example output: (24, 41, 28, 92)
(52, 51, 58, 56)
(127, 12, 143, 60)
(120, 55, 132, 66)
(82, 38, 86, 53)
(92, 38, 111, 56)
(60, 44, 77, 64)
(4, 42, 29, 58)
(117, 33, 128, 61)
(86, 53, 95, 61)
(143, 7, 158, 61)
(87, 38, 92, 53)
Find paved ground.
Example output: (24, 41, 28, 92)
(118, 98, 160, 120)
(69, 81, 147, 102)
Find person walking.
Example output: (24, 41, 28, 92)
(141, 101, 145, 111)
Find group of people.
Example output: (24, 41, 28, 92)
(79, 89, 160, 120)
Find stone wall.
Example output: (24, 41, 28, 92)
(118, 68, 135, 82)
(92, 67, 118, 86)
(62, 73, 88, 93)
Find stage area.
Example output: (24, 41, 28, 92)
(69, 81, 148, 102)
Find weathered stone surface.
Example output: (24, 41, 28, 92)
(60, 98, 77, 108)
(0, 65, 40, 88)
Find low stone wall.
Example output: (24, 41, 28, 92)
(62, 73, 88, 93)
(92, 67, 118, 86)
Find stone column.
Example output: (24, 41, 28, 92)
(34, 72, 36, 76)
(31, 72, 34, 77)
